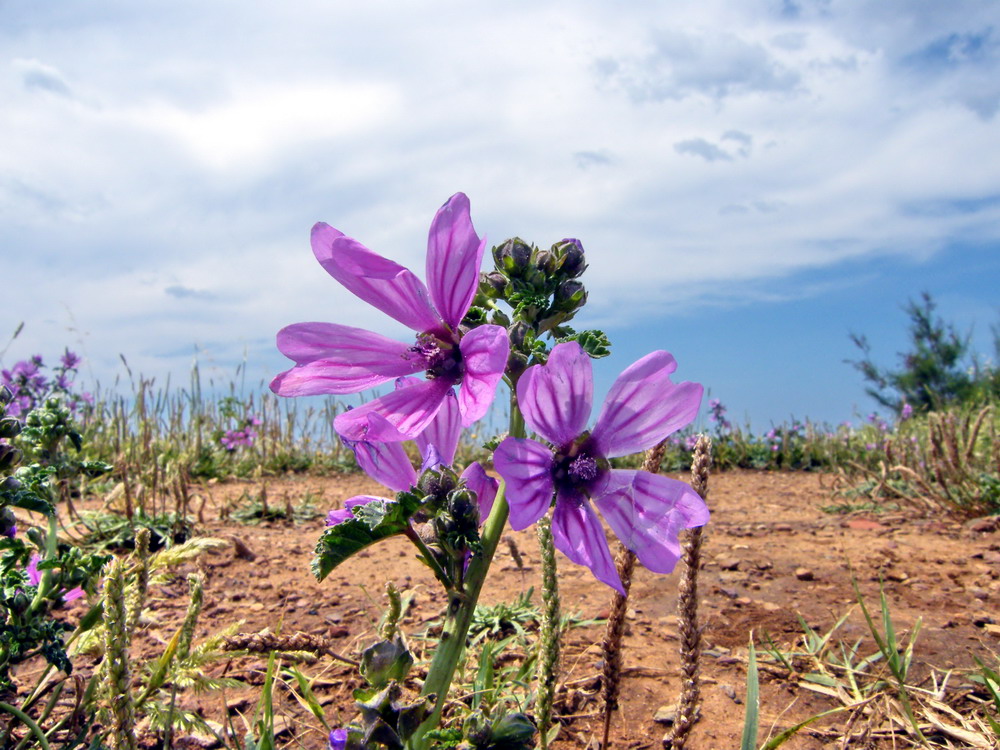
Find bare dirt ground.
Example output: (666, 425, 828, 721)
(38, 470, 1000, 748)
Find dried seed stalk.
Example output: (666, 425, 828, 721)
(666, 435, 712, 749)
(223, 629, 360, 667)
(535, 514, 561, 748)
(600, 439, 667, 748)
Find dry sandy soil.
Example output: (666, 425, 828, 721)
(28, 469, 1000, 748)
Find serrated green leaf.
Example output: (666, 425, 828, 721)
(557, 329, 611, 358)
(8, 489, 54, 516)
(312, 494, 422, 581)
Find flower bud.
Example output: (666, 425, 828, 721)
(553, 279, 587, 312)
(0, 385, 12, 406)
(493, 238, 533, 274)
(0, 417, 22, 439)
(0, 508, 17, 538)
(11, 590, 30, 615)
(482, 270, 508, 298)
(509, 322, 530, 350)
(553, 238, 587, 277)
(490, 713, 536, 746)
(0, 443, 22, 472)
(506, 350, 529, 380)
(448, 488, 479, 534)
(0, 476, 21, 493)
(534, 249, 557, 277)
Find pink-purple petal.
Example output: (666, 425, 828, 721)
(591, 351, 703, 458)
(517, 341, 593, 447)
(276, 323, 421, 370)
(413, 385, 462, 466)
(271, 324, 428, 398)
(349, 436, 417, 492)
(460, 462, 499, 523)
(334, 377, 452, 442)
(593, 469, 709, 574)
(311, 222, 442, 334)
(457, 325, 509, 425)
(493, 437, 555, 530)
(426, 193, 487, 331)
(551, 492, 623, 594)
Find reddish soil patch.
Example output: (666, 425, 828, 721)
(20, 470, 1000, 748)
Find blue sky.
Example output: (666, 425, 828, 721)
(2, 0, 998, 430)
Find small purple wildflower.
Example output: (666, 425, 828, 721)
(328, 728, 348, 750)
(271, 193, 509, 442)
(26, 554, 84, 603)
(707, 398, 732, 431)
(60, 349, 81, 369)
(900, 402, 913, 421)
(493, 342, 708, 593)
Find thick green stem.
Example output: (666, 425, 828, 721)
(411, 396, 526, 749)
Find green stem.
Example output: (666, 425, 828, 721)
(26, 516, 59, 618)
(403, 525, 454, 591)
(0, 701, 52, 750)
(411, 394, 526, 749)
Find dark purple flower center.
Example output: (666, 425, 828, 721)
(551, 437, 605, 493)
(411, 333, 464, 382)
(567, 454, 598, 482)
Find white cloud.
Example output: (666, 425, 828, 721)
(1, 0, 998, 395)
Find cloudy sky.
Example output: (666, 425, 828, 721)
(2, 0, 998, 429)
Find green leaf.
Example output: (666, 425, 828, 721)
(556, 329, 611, 358)
(312, 494, 422, 581)
(8, 490, 54, 516)
(740, 640, 759, 750)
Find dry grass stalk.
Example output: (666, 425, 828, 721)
(600, 439, 667, 748)
(665, 435, 712, 750)
(223, 629, 360, 667)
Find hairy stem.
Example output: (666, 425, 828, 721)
(411, 394, 525, 748)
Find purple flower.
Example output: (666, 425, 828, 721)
(328, 729, 347, 750)
(328, 386, 497, 526)
(271, 193, 509, 442)
(900, 402, 913, 421)
(493, 342, 708, 593)
(60, 349, 81, 369)
(26, 554, 84, 603)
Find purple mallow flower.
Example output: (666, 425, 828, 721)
(26, 554, 84, 603)
(493, 342, 709, 593)
(327, 384, 497, 527)
(271, 193, 509, 442)
(329, 729, 348, 750)
(60, 349, 81, 369)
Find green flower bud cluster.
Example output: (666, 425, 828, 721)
(470, 235, 611, 381)
(415, 466, 483, 587)
(484, 237, 589, 333)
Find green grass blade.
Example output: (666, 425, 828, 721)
(740, 639, 760, 750)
